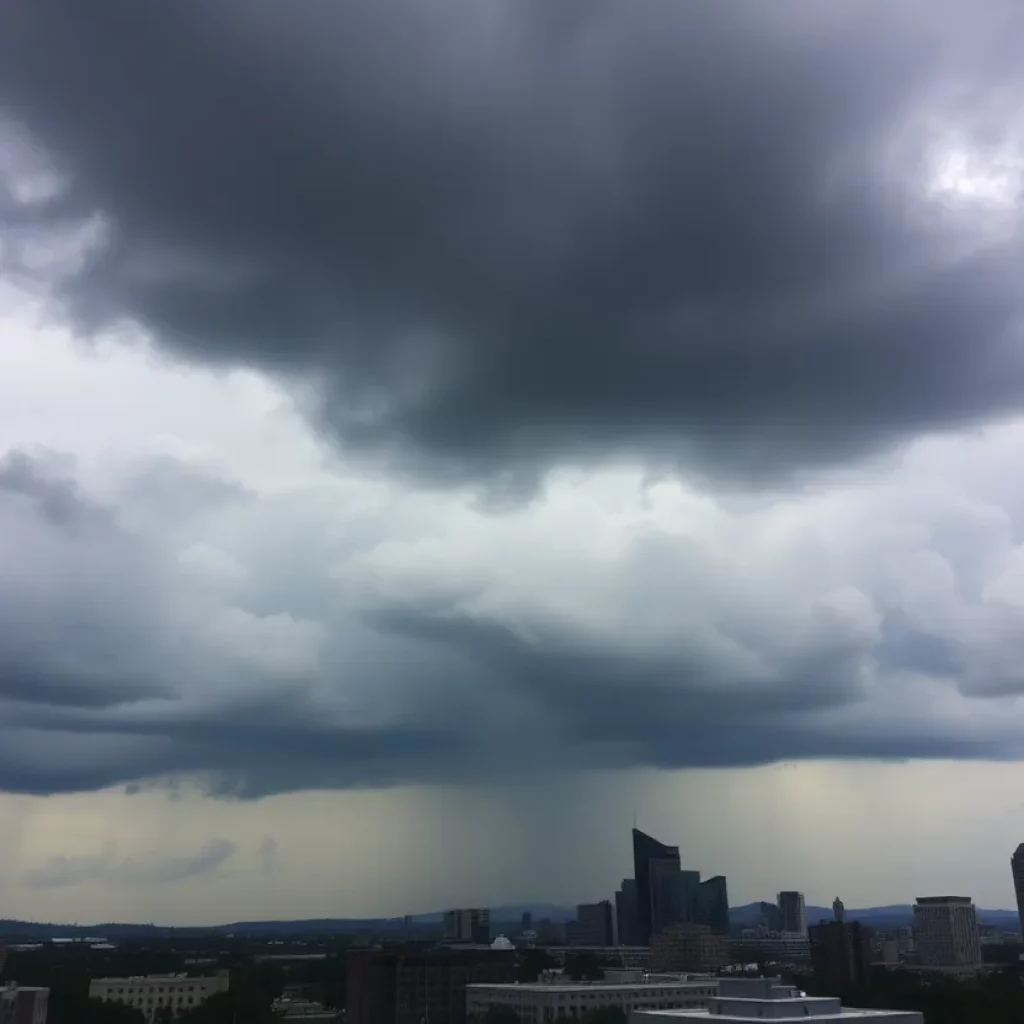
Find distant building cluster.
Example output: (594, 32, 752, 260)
(444, 908, 491, 945)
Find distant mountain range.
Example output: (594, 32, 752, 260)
(0, 902, 1018, 940)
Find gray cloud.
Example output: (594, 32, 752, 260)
(0, 443, 1023, 798)
(2, 1, 1024, 486)
(23, 838, 236, 888)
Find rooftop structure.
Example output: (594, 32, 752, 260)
(631, 977, 923, 1023)
(467, 978, 718, 1023)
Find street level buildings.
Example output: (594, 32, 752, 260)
(89, 973, 229, 1022)
(912, 897, 982, 969)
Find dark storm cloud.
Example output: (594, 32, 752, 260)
(2, 0, 1024, 484)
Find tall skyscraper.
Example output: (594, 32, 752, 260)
(777, 891, 806, 934)
(1012, 844, 1024, 938)
(633, 828, 681, 945)
(615, 879, 639, 946)
(696, 876, 730, 934)
(913, 897, 981, 968)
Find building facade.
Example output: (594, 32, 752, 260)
(728, 932, 811, 966)
(913, 896, 982, 968)
(632, 829, 681, 946)
(616, 880, 640, 946)
(89, 973, 229, 1022)
(467, 979, 717, 1023)
(695, 876, 729, 934)
(346, 946, 516, 1024)
(543, 947, 650, 971)
(631, 976, 923, 1024)
(1012, 844, 1024, 939)
(777, 892, 806, 935)
(755, 902, 781, 932)
(571, 902, 614, 947)
(809, 920, 871, 988)
(444, 909, 491, 945)
(0, 984, 48, 1024)
(649, 924, 726, 973)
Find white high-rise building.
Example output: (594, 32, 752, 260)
(913, 896, 982, 968)
(777, 891, 806, 934)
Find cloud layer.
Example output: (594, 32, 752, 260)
(2, 0, 1024, 487)
(3, 361, 1024, 798)
(3, 1, 1024, 802)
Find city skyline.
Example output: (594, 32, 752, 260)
(7, 0, 1024, 929)
(3, 771, 1024, 927)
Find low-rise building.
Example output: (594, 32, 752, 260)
(727, 932, 811, 966)
(631, 976, 923, 1024)
(0, 983, 48, 1024)
(272, 996, 339, 1021)
(544, 947, 651, 971)
(89, 972, 229, 1021)
(467, 979, 718, 1023)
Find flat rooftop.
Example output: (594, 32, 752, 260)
(468, 982, 716, 994)
(636, 1010, 915, 1021)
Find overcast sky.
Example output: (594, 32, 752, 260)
(3, 0, 1024, 924)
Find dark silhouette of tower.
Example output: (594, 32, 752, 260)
(632, 828, 681, 945)
(1012, 844, 1024, 938)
